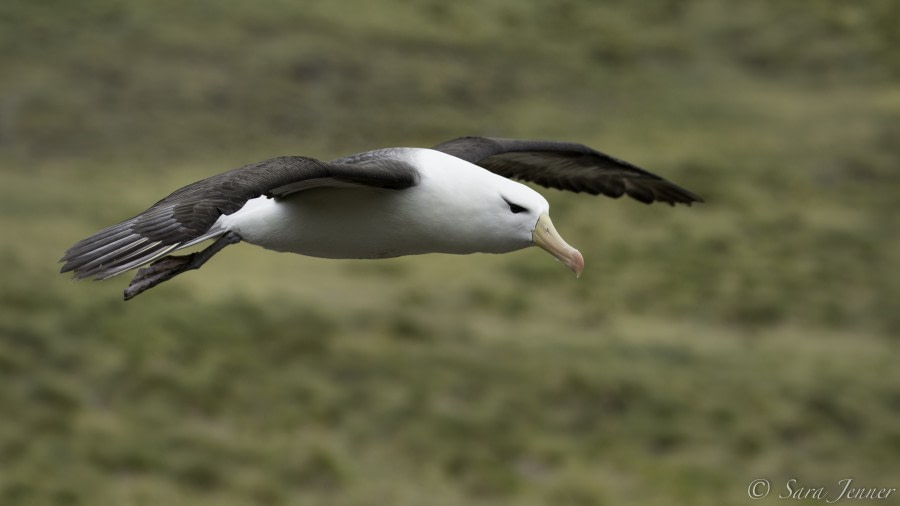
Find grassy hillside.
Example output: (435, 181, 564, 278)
(1, 1, 899, 505)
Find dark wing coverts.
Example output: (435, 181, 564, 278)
(433, 136, 702, 205)
(60, 155, 417, 280)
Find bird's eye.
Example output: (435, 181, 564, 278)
(504, 198, 528, 214)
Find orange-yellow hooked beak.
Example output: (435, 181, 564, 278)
(532, 213, 584, 278)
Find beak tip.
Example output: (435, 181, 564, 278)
(571, 249, 585, 278)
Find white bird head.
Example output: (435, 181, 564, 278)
(414, 149, 584, 276)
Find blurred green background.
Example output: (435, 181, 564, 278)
(2, 0, 899, 504)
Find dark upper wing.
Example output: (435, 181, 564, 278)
(433, 136, 702, 205)
(60, 153, 418, 280)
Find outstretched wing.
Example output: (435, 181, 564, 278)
(60, 154, 418, 280)
(433, 136, 702, 205)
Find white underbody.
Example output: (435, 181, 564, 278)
(216, 149, 550, 259)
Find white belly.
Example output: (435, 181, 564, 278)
(218, 187, 471, 259)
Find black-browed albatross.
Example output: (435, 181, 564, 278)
(60, 136, 702, 300)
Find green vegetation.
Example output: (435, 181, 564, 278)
(1, 0, 898, 504)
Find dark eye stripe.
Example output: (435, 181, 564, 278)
(503, 197, 528, 214)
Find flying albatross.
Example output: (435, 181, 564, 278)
(60, 136, 702, 300)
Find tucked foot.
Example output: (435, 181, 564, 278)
(122, 231, 241, 300)
(124, 254, 196, 300)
